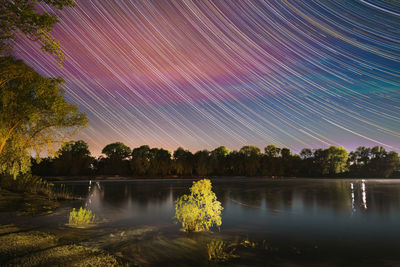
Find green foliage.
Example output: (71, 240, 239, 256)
(0, 173, 73, 200)
(1, 173, 53, 195)
(264, 144, 281, 158)
(0, 0, 74, 64)
(314, 146, 348, 175)
(0, 57, 87, 178)
(175, 179, 223, 232)
(207, 240, 237, 262)
(326, 146, 348, 175)
(68, 207, 95, 226)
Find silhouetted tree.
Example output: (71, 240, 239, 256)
(239, 145, 261, 176)
(148, 148, 172, 176)
(368, 147, 399, 178)
(131, 145, 151, 175)
(29, 143, 400, 178)
(102, 142, 131, 161)
(210, 146, 230, 175)
(264, 144, 281, 158)
(52, 140, 94, 176)
(260, 145, 282, 176)
(193, 150, 211, 176)
(98, 142, 131, 175)
(173, 147, 193, 176)
(299, 148, 314, 177)
(348, 146, 371, 176)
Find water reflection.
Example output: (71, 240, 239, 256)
(54, 178, 400, 265)
(349, 180, 369, 214)
(63, 178, 400, 227)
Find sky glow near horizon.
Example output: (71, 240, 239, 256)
(13, 0, 400, 155)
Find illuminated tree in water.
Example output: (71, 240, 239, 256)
(175, 179, 223, 232)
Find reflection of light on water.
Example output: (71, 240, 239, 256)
(361, 180, 367, 210)
(85, 181, 104, 211)
(350, 183, 355, 213)
(349, 180, 368, 213)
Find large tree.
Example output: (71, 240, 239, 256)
(173, 147, 194, 176)
(102, 142, 131, 161)
(99, 142, 131, 175)
(239, 145, 261, 176)
(52, 140, 93, 176)
(0, 57, 87, 177)
(210, 146, 229, 175)
(0, 0, 74, 64)
(131, 145, 151, 176)
(193, 150, 211, 176)
(148, 148, 172, 176)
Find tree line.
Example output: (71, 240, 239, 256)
(31, 141, 400, 178)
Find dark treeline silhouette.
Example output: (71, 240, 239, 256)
(31, 141, 400, 178)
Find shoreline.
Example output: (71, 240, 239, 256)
(44, 175, 400, 182)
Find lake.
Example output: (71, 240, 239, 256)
(6, 178, 400, 266)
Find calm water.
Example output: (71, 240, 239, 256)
(11, 178, 400, 265)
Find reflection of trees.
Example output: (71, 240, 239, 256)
(74, 179, 400, 217)
(265, 189, 281, 211)
(365, 182, 400, 215)
(98, 182, 172, 208)
(85, 181, 104, 211)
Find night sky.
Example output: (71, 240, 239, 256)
(13, 0, 400, 155)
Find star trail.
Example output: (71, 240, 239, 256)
(13, 0, 400, 155)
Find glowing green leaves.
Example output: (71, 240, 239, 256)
(175, 179, 223, 232)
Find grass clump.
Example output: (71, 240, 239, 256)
(175, 179, 223, 232)
(207, 240, 238, 262)
(1, 173, 53, 196)
(69, 207, 95, 226)
(0, 173, 74, 200)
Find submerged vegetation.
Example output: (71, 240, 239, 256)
(69, 207, 95, 226)
(207, 239, 238, 262)
(175, 179, 223, 232)
(0, 225, 121, 266)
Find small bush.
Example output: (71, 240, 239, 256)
(207, 240, 237, 262)
(68, 207, 95, 226)
(175, 179, 223, 232)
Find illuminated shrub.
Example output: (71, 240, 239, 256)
(175, 179, 223, 232)
(68, 207, 95, 226)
